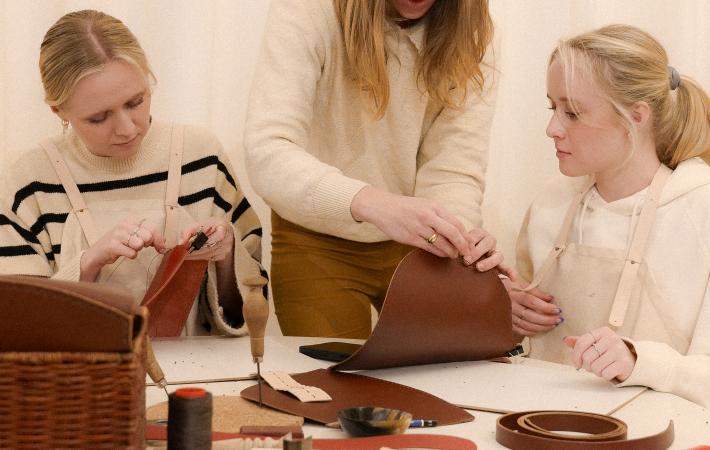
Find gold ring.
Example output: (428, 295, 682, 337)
(426, 232, 438, 245)
(591, 342, 603, 357)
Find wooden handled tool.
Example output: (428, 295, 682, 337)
(242, 287, 269, 406)
(146, 337, 169, 396)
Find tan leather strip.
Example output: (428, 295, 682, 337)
(164, 123, 183, 247)
(523, 176, 595, 291)
(40, 139, 99, 245)
(496, 410, 674, 449)
(145, 424, 478, 449)
(608, 165, 671, 327)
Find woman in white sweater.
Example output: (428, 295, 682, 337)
(512, 25, 710, 407)
(245, 0, 501, 338)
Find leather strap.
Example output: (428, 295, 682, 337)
(145, 424, 477, 449)
(607, 165, 671, 326)
(41, 139, 99, 245)
(164, 123, 183, 247)
(496, 410, 673, 449)
(522, 176, 595, 292)
(522, 165, 672, 328)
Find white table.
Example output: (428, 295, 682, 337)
(147, 336, 710, 449)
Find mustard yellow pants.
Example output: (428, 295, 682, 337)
(270, 213, 410, 338)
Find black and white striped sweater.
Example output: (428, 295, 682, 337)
(0, 121, 267, 335)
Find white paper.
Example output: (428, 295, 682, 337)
(148, 336, 331, 384)
(362, 358, 645, 414)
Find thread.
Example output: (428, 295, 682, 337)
(168, 388, 212, 450)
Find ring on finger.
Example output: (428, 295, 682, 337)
(591, 342, 603, 357)
(426, 232, 439, 245)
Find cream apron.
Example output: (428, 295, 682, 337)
(525, 165, 689, 365)
(40, 124, 199, 308)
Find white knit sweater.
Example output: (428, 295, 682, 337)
(244, 0, 497, 242)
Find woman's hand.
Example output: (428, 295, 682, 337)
(563, 327, 637, 382)
(350, 186, 471, 259)
(80, 217, 166, 281)
(502, 270, 561, 337)
(464, 227, 503, 271)
(180, 217, 234, 261)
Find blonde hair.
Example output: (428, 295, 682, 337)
(552, 24, 710, 168)
(334, 0, 493, 119)
(39, 10, 155, 107)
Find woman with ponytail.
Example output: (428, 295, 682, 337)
(511, 24, 710, 407)
(244, 0, 501, 338)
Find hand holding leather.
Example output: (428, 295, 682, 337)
(350, 186, 469, 259)
(464, 227, 503, 271)
(180, 217, 234, 261)
(564, 327, 637, 382)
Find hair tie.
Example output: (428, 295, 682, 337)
(668, 65, 681, 91)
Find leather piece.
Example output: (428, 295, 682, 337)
(141, 243, 208, 337)
(334, 249, 516, 371)
(496, 411, 674, 449)
(240, 368, 472, 426)
(0, 275, 141, 352)
(145, 424, 477, 449)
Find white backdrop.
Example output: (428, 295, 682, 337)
(2, 1, 709, 332)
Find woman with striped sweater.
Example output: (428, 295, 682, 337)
(0, 10, 267, 336)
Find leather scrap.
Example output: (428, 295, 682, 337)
(334, 249, 516, 371)
(240, 368, 472, 426)
(141, 243, 207, 337)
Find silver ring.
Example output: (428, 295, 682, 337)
(591, 342, 603, 357)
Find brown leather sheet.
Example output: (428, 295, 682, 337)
(141, 243, 207, 337)
(333, 249, 516, 371)
(240, 368, 473, 426)
(0, 275, 142, 352)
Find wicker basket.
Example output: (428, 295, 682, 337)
(0, 276, 148, 449)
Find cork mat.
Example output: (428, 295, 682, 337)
(146, 395, 303, 432)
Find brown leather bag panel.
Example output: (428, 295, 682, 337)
(0, 275, 138, 352)
(334, 249, 516, 371)
(141, 244, 208, 337)
(240, 368, 473, 426)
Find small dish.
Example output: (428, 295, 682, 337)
(336, 406, 412, 437)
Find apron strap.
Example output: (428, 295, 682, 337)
(523, 176, 596, 291)
(608, 164, 672, 327)
(40, 139, 99, 246)
(164, 123, 184, 247)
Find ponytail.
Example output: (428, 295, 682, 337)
(657, 76, 710, 168)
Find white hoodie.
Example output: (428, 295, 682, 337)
(517, 157, 710, 407)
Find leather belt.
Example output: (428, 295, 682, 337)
(496, 410, 674, 449)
